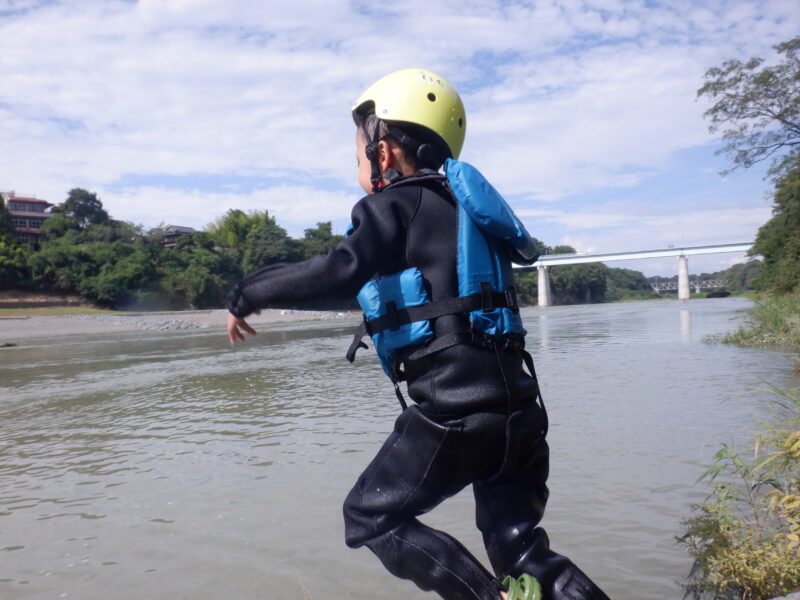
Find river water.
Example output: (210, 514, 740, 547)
(1, 297, 798, 600)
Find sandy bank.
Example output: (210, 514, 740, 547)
(0, 308, 359, 343)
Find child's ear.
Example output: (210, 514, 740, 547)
(377, 140, 393, 172)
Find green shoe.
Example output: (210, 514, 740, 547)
(501, 573, 542, 600)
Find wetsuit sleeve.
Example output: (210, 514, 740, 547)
(227, 193, 411, 318)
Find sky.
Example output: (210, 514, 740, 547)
(1, 0, 798, 276)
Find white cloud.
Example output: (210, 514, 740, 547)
(0, 0, 796, 264)
(104, 184, 358, 236)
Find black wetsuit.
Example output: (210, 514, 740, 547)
(228, 175, 611, 600)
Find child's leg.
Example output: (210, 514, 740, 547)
(473, 409, 611, 600)
(343, 405, 506, 600)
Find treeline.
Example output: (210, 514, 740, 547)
(513, 249, 761, 306)
(0, 188, 764, 311)
(0, 189, 343, 310)
(513, 246, 656, 306)
(647, 260, 762, 292)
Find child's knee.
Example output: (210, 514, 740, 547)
(342, 478, 378, 548)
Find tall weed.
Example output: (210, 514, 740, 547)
(723, 293, 800, 352)
(679, 386, 800, 599)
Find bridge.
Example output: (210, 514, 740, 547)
(526, 242, 753, 307)
(650, 280, 727, 294)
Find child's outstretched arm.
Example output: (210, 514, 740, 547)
(224, 193, 410, 343)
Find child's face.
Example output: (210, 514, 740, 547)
(355, 130, 373, 194)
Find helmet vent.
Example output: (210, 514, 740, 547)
(458, 118, 463, 128)
(427, 92, 436, 102)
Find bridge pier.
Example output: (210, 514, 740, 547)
(537, 265, 552, 307)
(678, 254, 690, 300)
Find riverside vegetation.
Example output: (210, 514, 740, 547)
(678, 36, 800, 599)
(0, 190, 756, 311)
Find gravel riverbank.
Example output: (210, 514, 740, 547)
(0, 308, 358, 343)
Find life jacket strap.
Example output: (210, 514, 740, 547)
(346, 320, 369, 363)
(364, 286, 519, 337)
(402, 331, 478, 363)
(346, 285, 520, 364)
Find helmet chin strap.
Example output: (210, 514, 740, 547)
(365, 123, 384, 193)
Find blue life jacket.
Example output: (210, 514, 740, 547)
(348, 159, 539, 376)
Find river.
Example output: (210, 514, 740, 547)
(1, 297, 798, 600)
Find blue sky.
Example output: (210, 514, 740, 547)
(1, 0, 797, 275)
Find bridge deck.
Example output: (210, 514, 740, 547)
(524, 242, 753, 267)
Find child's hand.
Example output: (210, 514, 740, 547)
(227, 312, 258, 345)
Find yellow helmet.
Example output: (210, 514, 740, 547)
(352, 68, 466, 160)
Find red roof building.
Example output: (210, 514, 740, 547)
(3, 192, 55, 244)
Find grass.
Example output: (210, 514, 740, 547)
(722, 292, 800, 352)
(678, 385, 800, 599)
(0, 306, 121, 317)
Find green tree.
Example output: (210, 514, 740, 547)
(156, 245, 229, 309)
(0, 239, 31, 289)
(751, 158, 800, 292)
(78, 245, 158, 307)
(206, 209, 279, 251)
(605, 267, 655, 301)
(716, 260, 762, 292)
(299, 222, 344, 259)
(56, 188, 110, 229)
(535, 244, 607, 304)
(240, 215, 299, 274)
(39, 213, 76, 240)
(698, 36, 800, 177)
(550, 262, 607, 304)
(512, 270, 538, 306)
(206, 208, 299, 275)
(0, 193, 15, 239)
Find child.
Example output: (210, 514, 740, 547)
(227, 69, 610, 600)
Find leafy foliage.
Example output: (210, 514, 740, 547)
(698, 36, 800, 177)
(241, 215, 301, 274)
(0, 193, 15, 239)
(17, 191, 355, 310)
(751, 157, 800, 293)
(56, 188, 110, 229)
(0, 194, 32, 289)
(722, 292, 800, 352)
(718, 261, 762, 292)
(0, 239, 31, 289)
(300, 222, 344, 260)
(512, 244, 621, 305)
(604, 267, 656, 301)
(550, 262, 607, 304)
(679, 387, 800, 599)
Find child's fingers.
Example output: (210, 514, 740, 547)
(239, 320, 257, 336)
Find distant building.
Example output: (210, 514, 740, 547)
(163, 225, 197, 247)
(2, 191, 55, 245)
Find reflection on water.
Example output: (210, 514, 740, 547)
(680, 308, 692, 343)
(1, 298, 798, 600)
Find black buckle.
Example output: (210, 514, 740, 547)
(346, 320, 369, 363)
(505, 287, 519, 312)
(479, 282, 493, 312)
